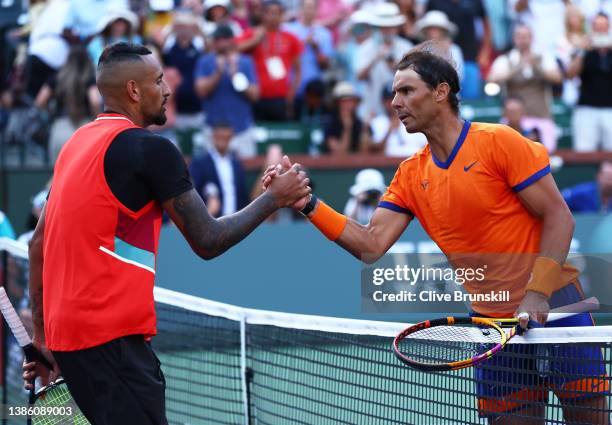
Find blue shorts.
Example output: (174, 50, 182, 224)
(474, 283, 609, 418)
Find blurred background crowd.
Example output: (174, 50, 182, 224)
(1, 0, 612, 241)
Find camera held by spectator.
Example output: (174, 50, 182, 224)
(343, 169, 387, 225)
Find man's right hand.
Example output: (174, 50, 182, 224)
(266, 162, 311, 208)
(23, 338, 61, 390)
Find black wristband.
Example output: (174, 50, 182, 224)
(300, 195, 318, 216)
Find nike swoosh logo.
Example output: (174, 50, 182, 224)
(464, 161, 478, 172)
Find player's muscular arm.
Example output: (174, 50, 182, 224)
(313, 204, 411, 264)
(515, 173, 575, 325)
(164, 189, 278, 260)
(164, 166, 310, 260)
(28, 205, 46, 340)
(517, 174, 575, 264)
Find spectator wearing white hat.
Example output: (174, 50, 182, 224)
(344, 169, 387, 225)
(203, 0, 244, 39)
(425, 0, 492, 100)
(324, 81, 371, 155)
(87, 8, 141, 65)
(356, 2, 413, 120)
(63, 0, 129, 44)
(414, 10, 464, 83)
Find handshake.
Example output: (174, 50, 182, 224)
(263, 155, 313, 211)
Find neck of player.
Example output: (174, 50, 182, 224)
(103, 102, 148, 128)
(423, 115, 464, 163)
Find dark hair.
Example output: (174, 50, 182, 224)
(396, 45, 461, 114)
(305, 79, 325, 97)
(262, 0, 284, 10)
(595, 11, 609, 20)
(381, 84, 394, 99)
(213, 24, 234, 39)
(98, 42, 152, 70)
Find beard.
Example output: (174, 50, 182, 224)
(151, 107, 167, 126)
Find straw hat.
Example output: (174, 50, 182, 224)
(415, 11, 458, 39)
(368, 3, 406, 28)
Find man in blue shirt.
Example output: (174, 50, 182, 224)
(194, 25, 259, 157)
(163, 10, 205, 157)
(562, 161, 612, 213)
(284, 0, 334, 104)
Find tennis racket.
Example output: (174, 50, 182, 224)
(392, 296, 600, 372)
(0, 287, 89, 424)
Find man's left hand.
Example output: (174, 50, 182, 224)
(515, 290, 550, 329)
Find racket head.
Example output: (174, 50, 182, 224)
(31, 378, 90, 424)
(392, 316, 513, 371)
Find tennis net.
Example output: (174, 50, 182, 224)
(153, 288, 612, 425)
(2, 239, 612, 425)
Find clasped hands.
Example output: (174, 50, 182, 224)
(263, 155, 312, 210)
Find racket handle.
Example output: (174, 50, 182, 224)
(548, 296, 600, 322)
(23, 343, 53, 370)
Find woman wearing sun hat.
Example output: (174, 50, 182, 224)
(87, 8, 141, 65)
(414, 10, 464, 82)
(324, 81, 371, 155)
(355, 2, 413, 119)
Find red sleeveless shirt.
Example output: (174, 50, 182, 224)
(43, 114, 162, 351)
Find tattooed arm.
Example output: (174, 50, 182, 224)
(163, 165, 310, 260)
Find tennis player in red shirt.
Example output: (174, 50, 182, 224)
(23, 42, 310, 425)
(264, 46, 608, 424)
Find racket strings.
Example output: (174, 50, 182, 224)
(32, 381, 89, 425)
(398, 325, 504, 365)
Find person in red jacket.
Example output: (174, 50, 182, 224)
(237, 0, 303, 120)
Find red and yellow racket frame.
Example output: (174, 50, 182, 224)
(392, 316, 522, 372)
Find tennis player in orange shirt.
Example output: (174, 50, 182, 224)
(264, 46, 609, 424)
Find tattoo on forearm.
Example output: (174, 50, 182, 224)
(171, 190, 278, 259)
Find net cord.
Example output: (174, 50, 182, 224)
(2, 238, 611, 345)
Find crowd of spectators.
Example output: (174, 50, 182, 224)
(2, 0, 612, 159)
(1, 0, 612, 221)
